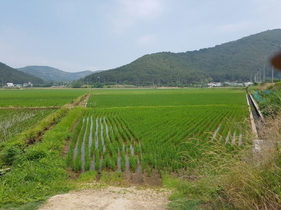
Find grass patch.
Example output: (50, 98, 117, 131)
(99, 171, 123, 184)
(168, 199, 202, 210)
(0, 201, 44, 210)
(76, 171, 98, 182)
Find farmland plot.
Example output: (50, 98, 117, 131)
(0, 109, 55, 143)
(86, 88, 247, 108)
(0, 89, 89, 107)
(68, 88, 250, 174)
(67, 110, 142, 173)
(0, 89, 89, 143)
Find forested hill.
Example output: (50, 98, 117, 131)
(85, 29, 281, 86)
(0, 62, 44, 85)
(18, 66, 94, 82)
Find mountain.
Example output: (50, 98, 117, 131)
(18, 66, 94, 82)
(84, 29, 281, 86)
(0, 62, 44, 85)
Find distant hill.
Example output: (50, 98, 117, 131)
(18, 66, 95, 82)
(0, 62, 44, 85)
(85, 29, 281, 86)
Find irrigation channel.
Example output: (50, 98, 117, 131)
(246, 91, 281, 158)
(246, 92, 264, 139)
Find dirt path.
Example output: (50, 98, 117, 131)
(39, 186, 171, 210)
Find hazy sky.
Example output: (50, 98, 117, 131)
(1, 0, 280, 72)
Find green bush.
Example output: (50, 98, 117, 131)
(23, 148, 47, 161)
(0, 146, 23, 166)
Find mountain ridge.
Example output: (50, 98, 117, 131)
(0, 62, 44, 85)
(2, 29, 281, 86)
(84, 29, 281, 86)
(18, 66, 95, 82)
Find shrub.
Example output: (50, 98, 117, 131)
(23, 148, 47, 161)
(0, 146, 23, 166)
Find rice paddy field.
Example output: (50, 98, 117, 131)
(0, 88, 89, 107)
(0, 88, 250, 175)
(0, 88, 89, 144)
(0, 109, 55, 143)
(68, 88, 250, 175)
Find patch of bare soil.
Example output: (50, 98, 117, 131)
(123, 169, 162, 186)
(39, 186, 171, 210)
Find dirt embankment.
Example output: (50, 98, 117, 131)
(39, 186, 171, 210)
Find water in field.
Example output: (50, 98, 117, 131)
(116, 155, 121, 172)
(130, 144, 134, 156)
(90, 156, 95, 171)
(88, 116, 93, 153)
(125, 155, 130, 172)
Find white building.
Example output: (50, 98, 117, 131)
(23, 82, 33, 87)
(6, 83, 14, 87)
(244, 82, 253, 87)
(207, 82, 222, 87)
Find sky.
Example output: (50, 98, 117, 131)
(0, 0, 281, 73)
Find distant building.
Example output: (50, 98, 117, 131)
(5, 82, 33, 88)
(233, 83, 244, 86)
(207, 82, 253, 87)
(13, 84, 22, 87)
(207, 82, 222, 87)
(244, 82, 253, 87)
(23, 82, 33, 87)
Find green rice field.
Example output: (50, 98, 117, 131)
(0, 88, 89, 143)
(0, 109, 56, 143)
(0, 88, 250, 175)
(0, 88, 89, 107)
(67, 88, 250, 174)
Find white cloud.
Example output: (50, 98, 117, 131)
(136, 34, 157, 46)
(253, 0, 281, 13)
(217, 21, 252, 33)
(120, 0, 163, 19)
(252, 0, 281, 29)
(111, 0, 164, 33)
